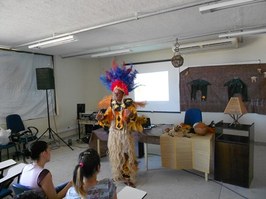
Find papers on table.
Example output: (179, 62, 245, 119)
(118, 186, 147, 199)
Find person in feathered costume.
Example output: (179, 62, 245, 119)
(96, 60, 146, 187)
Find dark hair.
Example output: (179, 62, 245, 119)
(30, 141, 48, 160)
(73, 148, 101, 197)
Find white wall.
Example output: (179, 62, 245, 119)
(14, 57, 104, 139)
(98, 35, 266, 143)
(5, 35, 265, 143)
(53, 57, 102, 132)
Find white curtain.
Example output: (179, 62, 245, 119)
(0, 50, 54, 124)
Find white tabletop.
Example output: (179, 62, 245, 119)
(0, 159, 16, 171)
(118, 186, 147, 199)
(0, 163, 26, 184)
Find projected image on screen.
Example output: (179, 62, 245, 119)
(129, 61, 180, 112)
(135, 71, 169, 101)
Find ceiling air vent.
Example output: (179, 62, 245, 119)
(175, 38, 238, 53)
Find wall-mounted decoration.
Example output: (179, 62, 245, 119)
(189, 79, 211, 101)
(224, 78, 248, 101)
(180, 64, 266, 114)
(251, 68, 266, 82)
(171, 38, 184, 68)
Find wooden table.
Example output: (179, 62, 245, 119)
(160, 132, 214, 181)
(92, 125, 214, 181)
(91, 128, 141, 157)
(90, 128, 108, 155)
(138, 124, 171, 170)
(77, 119, 97, 140)
(92, 124, 170, 169)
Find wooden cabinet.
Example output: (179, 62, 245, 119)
(214, 122, 254, 188)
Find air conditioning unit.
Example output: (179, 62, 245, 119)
(173, 38, 238, 53)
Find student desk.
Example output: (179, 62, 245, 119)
(0, 163, 26, 188)
(0, 159, 16, 177)
(0, 159, 16, 171)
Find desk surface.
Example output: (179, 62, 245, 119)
(142, 124, 172, 136)
(0, 163, 26, 184)
(215, 121, 254, 131)
(0, 159, 16, 171)
(92, 124, 172, 144)
(138, 124, 172, 144)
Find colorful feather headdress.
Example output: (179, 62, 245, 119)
(100, 60, 138, 95)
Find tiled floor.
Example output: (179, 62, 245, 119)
(5, 136, 266, 199)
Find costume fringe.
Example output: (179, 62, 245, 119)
(133, 101, 146, 108)
(108, 122, 137, 183)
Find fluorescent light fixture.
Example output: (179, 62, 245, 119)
(90, 49, 132, 58)
(219, 27, 266, 38)
(199, 0, 266, 14)
(28, 35, 77, 49)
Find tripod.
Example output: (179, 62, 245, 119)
(37, 89, 73, 150)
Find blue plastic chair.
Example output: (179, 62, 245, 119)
(12, 183, 32, 198)
(184, 108, 202, 126)
(6, 114, 39, 161)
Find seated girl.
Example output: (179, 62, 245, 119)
(19, 141, 72, 199)
(65, 148, 117, 199)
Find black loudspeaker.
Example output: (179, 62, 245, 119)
(77, 104, 85, 119)
(36, 68, 55, 90)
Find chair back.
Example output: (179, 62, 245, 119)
(6, 114, 26, 134)
(184, 108, 202, 126)
(12, 183, 32, 197)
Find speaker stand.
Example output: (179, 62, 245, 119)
(37, 90, 74, 150)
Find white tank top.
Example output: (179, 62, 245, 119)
(19, 163, 48, 191)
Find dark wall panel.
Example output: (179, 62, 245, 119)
(180, 64, 266, 114)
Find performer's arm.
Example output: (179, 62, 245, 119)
(97, 107, 113, 127)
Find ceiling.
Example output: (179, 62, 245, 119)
(1, 0, 266, 59)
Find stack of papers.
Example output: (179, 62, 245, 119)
(117, 186, 147, 199)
